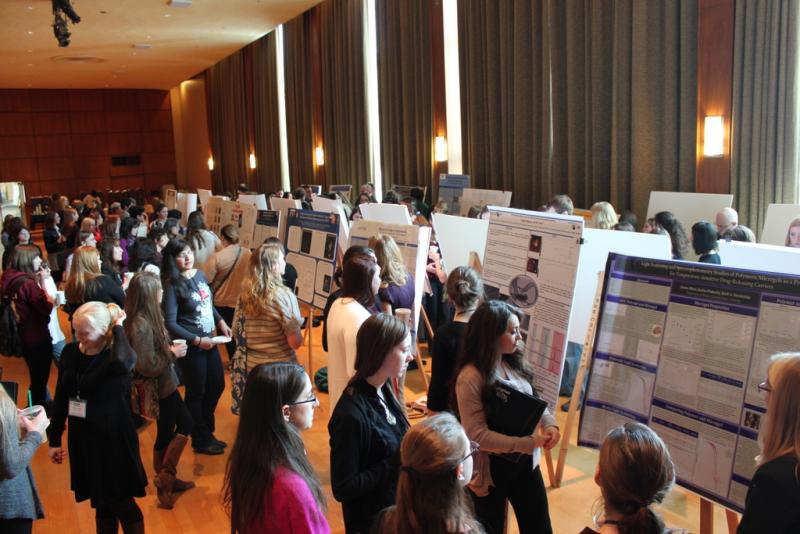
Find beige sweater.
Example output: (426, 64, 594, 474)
(455, 363, 557, 496)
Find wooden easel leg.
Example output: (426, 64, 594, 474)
(420, 306, 435, 340)
(543, 448, 555, 487)
(700, 498, 714, 534)
(725, 509, 739, 534)
(306, 306, 314, 373)
(414, 341, 429, 389)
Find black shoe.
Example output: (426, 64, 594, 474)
(193, 442, 224, 455)
(211, 436, 227, 448)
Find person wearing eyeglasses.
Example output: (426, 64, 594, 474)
(454, 301, 560, 534)
(161, 239, 232, 456)
(223, 362, 327, 534)
(372, 412, 485, 534)
(329, 314, 412, 534)
(738, 353, 800, 534)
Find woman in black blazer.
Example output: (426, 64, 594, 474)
(738, 352, 800, 534)
(328, 314, 413, 534)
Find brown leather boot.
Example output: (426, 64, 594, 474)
(154, 446, 194, 493)
(154, 434, 193, 509)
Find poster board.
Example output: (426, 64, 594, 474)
(437, 174, 470, 215)
(329, 184, 352, 202)
(392, 184, 427, 201)
(348, 220, 432, 347)
(197, 189, 212, 207)
(176, 192, 197, 225)
(431, 212, 488, 273)
(482, 207, 584, 410)
(164, 188, 178, 210)
(568, 229, 672, 344)
(160, 184, 176, 203)
(646, 191, 733, 239)
(285, 209, 340, 309)
(458, 188, 513, 216)
(251, 210, 281, 247)
(360, 202, 413, 225)
(578, 254, 800, 512)
(759, 203, 800, 245)
(312, 196, 349, 256)
(237, 194, 268, 211)
(233, 202, 258, 249)
(205, 197, 224, 235)
(269, 197, 302, 242)
(718, 239, 800, 276)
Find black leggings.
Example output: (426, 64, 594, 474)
(0, 518, 32, 534)
(22, 338, 53, 413)
(470, 456, 552, 534)
(95, 497, 143, 526)
(154, 389, 193, 450)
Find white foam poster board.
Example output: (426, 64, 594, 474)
(717, 239, 800, 276)
(205, 197, 224, 235)
(646, 191, 733, 238)
(197, 189, 212, 207)
(360, 202, 413, 225)
(431, 213, 488, 273)
(348, 220, 432, 349)
(458, 188, 512, 216)
(269, 197, 302, 242)
(164, 189, 178, 210)
(312, 196, 349, 256)
(483, 207, 584, 410)
(437, 174, 470, 215)
(251, 210, 281, 247)
(237, 194, 268, 210)
(579, 254, 800, 512)
(285, 209, 341, 309)
(568, 229, 672, 344)
(329, 184, 352, 202)
(233, 202, 258, 249)
(176, 193, 197, 226)
(759, 203, 800, 245)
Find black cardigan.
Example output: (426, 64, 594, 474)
(328, 379, 409, 534)
(738, 454, 800, 533)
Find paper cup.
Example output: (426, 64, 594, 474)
(55, 290, 66, 305)
(20, 405, 43, 420)
(172, 339, 187, 347)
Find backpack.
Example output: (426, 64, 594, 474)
(0, 276, 30, 358)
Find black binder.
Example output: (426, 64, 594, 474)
(1, 381, 19, 403)
(487, 381, 548, 437)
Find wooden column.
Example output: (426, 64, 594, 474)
(696, 0, 734, 194)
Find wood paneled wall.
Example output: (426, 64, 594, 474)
(696, 0, 734, 194)
(0, 89, 176, 199)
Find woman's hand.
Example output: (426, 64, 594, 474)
(170, 342, 188, 359)
(197, 337, 214, 350)
(19, 408, 49, 435)
(49, 447, 65, 464)
(114, 311, 126, 327)
(217, 321, 232, 338)
(540, 426, 560, 450)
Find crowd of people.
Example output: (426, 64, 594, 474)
(0, 187, 798, 534)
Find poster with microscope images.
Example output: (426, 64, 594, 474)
(285, 209, 340, 309)
(578, 254, 800, 512)
(250, 210, 281, 248)
(348, 219, 432, 353)
(482, 207, 584, 410)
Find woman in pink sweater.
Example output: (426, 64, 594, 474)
(223, 362, 328, 534)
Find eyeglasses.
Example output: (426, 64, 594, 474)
(757, 381, 772, 394)
(459, 440, 480, 463)
(177, 250, 194, 259)
(289, 394, 318, 406)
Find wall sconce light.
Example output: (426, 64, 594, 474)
(315, 146, 325, 166)
(249, 153, 257, 169)
(207, 157, 214, 171)
(434, 136, 448, 162)
(703, 116, 724, 157)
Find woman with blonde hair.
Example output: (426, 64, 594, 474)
(0, 382, 50, 534)
(374, 413, 483, 534)
(64, 246, 125, 318)
(784, 217, 800, 248)
(369, 234, 415, 315)
(738, 353, 800, 533)
(590, 202, 619, 230)
(48, 302, 147, 534)
(124, 272, 194, 509)
(230, 243, 303, 413)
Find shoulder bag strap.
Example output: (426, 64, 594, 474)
(212, 246, 242, 293)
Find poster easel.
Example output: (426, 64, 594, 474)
(554, 271, 604, 488)
(300, 303, 316, 374)
(700, 498, 739, 534)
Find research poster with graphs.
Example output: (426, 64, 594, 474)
(482, 207, 584, 410)
(251, 210, 281, 247)
(285, 209, 340, 309)
(578, 254, 800, 512)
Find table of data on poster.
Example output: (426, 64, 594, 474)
(578, 254, 800, 511)
(482, 207, 583, 410)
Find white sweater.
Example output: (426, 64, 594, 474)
(326, 298, 371, 409)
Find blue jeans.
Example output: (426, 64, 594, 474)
(177, 345, 223, 448)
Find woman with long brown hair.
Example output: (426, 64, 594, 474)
(738, 353, 800, 533)
(124, 272, 194, 509)
(454, 300, 560, 534)
(329, 314, 412, 534)
(374, 412, 484, 534)
(223, 362, 327, 533)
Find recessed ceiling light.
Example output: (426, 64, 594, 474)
(27, 49, 33, 53)
(26, 6, 34, 11)
(27, 63, 33, 67)
(27, 31, 33, 35)
(164, 13, 172, 18)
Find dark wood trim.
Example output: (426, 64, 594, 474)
(696, 0, 734, 194)
(309, 9, 326, 189)
(243, 44, 258, 189)
(430, 0, 448, 185)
